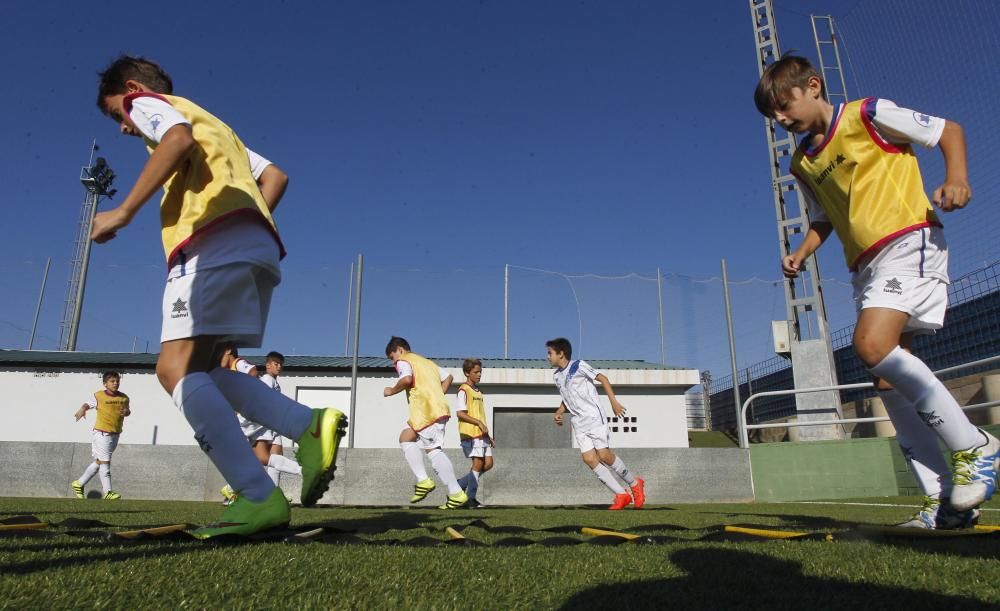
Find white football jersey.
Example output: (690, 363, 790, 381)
(553, 360, 606, 428)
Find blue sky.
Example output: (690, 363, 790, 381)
(2, 1, 995, 378)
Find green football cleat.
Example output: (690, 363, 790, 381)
(410, 478, 436, 503)
(191, 487, 290, 539)
(438, 490, 468, 510)
(71, 480, 85, 499)
(103, 491, 122, 500)
(294, 408, 347, 507)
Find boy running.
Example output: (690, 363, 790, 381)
(455, 358, 493, 508)
(218, 347, 301, 504)
(92, 55, 345, 537)
(383, 337, 468, 509)
(71, 371, 130, 500)
(754, 55, 999, 528)
(258, 351, 300, 484)
(547, 338, 645, 510)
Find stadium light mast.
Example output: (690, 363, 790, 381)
(748, 0, 843, 441)
(59, 140, 118, 351)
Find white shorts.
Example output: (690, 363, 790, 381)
(573, 421, 610, 453)
(161, 263, 279, 346)
(853, 273, 948, 333)
(461, 437, 493, 458)
(409, 422, 447, 450)
(91, 430, 120, 462)
(238, 415, 279, 444)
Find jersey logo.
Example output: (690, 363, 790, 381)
(912, 112, 931, 127)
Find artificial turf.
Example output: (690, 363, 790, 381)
(1, 496, 997, 610)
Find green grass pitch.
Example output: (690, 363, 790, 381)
(1, 496, 998, 609)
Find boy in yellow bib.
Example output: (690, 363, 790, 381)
(92, 56, 345, 538)
(383, 337, 468, 509)
(755, 56, 998, 528)
(72, 371, 130, 500)
(455, 358, 494, 508)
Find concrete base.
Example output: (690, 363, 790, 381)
(0, 442, 754, 505)
(982, 374, 1000, 425)
(790, 339, 844, 441)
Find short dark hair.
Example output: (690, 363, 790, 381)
(385, 336, 411, 357)
(266, 351, 285, 364)
(546, 337, 572, 360)
(96, 55, 174, 114)
(753, 55, 825, 118)
(462, 358, 482, 375)
(102, 371, 120, 383)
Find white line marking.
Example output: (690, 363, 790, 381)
(788, 501, 999, 513)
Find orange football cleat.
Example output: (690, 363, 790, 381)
(609, 492, 632, 511)
(631, 478, 646, 509)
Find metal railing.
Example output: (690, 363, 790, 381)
(737, 354, 1000, 448)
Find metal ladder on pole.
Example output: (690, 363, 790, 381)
(747, 0, 843, 441)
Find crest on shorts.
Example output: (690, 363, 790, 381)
(883, 278, 903, 295)
(171, 298, 189, 319)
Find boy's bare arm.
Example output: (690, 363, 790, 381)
(257, 164, 289, 212)
(933, 120, 971, 212)
(456, 410, 490, 434)
(553, 402, 567, 425)
(782, 222, 833, 278)
(383, 375, 413, 397)
(440, 374, 454, 393)
(74, 403, 89, 421)
(595, 373, 626, 417)
(91, 124, 197, 243)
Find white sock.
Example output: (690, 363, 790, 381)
(609, 457, 637, 486)
(98, 463, 112, 493)
(268, 453, 302, 475)
(591, 464, 626, 494)
(427, 448, 462, 495)
(466, 470, 481, 499)
(881, 389, 951, 498)
(870, 347, 981, 450)
(173, 372, 274, 502)
(208, 368, 313, 441)
(266, 466, 280, 484)
(400, 442, 428, 481)
(78, 462, 99, 485)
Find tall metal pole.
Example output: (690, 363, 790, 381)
(656, 267, 665, 364)
(348, 253, 363, 448)
(27, 258, 51, 350)
(344, 260, 354, 355)
(504, 263, 509, 358)
(67, 193, 100, 351)
(721, 259, 745, 447)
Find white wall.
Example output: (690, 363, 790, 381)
(0, 365, 697, 449)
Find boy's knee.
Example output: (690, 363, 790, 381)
(852, 335, 893, 368)
(581, 452, 599, 468)
(872, 376, 894, 392)
(155, 360, 179, 394)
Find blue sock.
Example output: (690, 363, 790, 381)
(466, 471, 480, 501)
(457, 473, 470, 490)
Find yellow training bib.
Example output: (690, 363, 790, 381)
(791, 98, 940, 270)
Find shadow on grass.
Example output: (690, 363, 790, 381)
(558, 547, 990, 610)
(690, 511, 867, 530)
(0, 541, 206, 576)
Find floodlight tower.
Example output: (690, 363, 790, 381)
(748, 0, 843, 441)
(59, 141, 118, 351)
